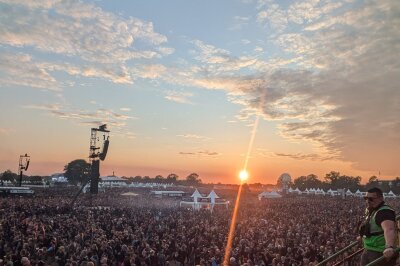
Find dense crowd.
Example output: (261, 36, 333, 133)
(0, 187, 398, 266)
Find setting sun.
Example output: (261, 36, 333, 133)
(239, 170, 249, 181)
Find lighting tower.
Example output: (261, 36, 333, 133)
(18, 154, 30, 187)
(89, 124, 110, 194)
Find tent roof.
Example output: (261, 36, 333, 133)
(258, 191, 282, 198)
(207, 190, 220, 199)
(101, 176, 126, 182)
(191, 189, 203, 198)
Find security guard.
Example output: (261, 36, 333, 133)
(359, 187, 397, 266)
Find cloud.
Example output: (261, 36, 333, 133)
(172, 0, 400, 175)
(179, 150, 220, 157)
(164, 91, 194, 104)
(256, 0, 343, 32)
(191, 40, 258, 73)
(177, 134, 209, 140)
(23, 103, 136, 138)
(120, 107, 131, 112)
(133, 64, 167, 79)
(273, 152, 337, 161)
(0, 0, 168, 63)
(0, 52, 60, 91)
(0, 0, 172, 87)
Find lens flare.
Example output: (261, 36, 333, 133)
(223, 115, 260, 265)
(239, 170, 248, 181)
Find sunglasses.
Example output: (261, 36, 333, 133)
(363, 196, 378, 202)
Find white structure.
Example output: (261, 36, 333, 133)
(384, 191, 397, 198)
(354, 189, 365, 197)
(51, 173, 68, 183)
(258, 191, 282, 200)
(207, 190, 219, 204)
(345, 189, 354, 197)
(278, 173, 292, 191)
(100, 175, 128, 187)
(180, 189, 229, 211)
(151, 190, 186, 198)
(315, 188, 325, 195)
(326, 189, 339, 196)
(294, 188, 302, 195)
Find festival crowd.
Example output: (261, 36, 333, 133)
(0, 187, 398, 266)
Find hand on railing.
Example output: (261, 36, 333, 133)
(383, 247, 395, 260)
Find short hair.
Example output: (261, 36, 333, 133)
(368, 187, 383, 197)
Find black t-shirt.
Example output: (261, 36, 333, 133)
(375, 208, 396, 226)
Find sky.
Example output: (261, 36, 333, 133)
(0, 0, 399, 184)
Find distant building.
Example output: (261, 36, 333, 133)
(50, 173, 68, 183)
(100, 175, 128, 187)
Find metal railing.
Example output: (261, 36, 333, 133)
(316, 241, 359, 266)
(365, 247, 400, 266)
(316, 215, 400, 266)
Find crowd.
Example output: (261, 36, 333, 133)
(0, 187, 398, 266)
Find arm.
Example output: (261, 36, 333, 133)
(381, 220, 397, 259)
(381, 220, 397, 247)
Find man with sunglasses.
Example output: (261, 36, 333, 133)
(359, 187, 398, 266)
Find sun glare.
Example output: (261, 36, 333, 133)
(239, 170, 249, 181)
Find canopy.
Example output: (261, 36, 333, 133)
(258, 191, 282, 199)
(207, 190, 220, 204)
(191, 188, 203, 202)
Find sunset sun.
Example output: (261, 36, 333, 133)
(239, 170, 249, 182)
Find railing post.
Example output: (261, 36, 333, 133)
(365, 247, 400, 266)
(316, 241, 359, 266)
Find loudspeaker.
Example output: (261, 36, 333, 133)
(99, 139, 109, 161)
(90, 160, 100, 194)
(25, 160, 30, 171)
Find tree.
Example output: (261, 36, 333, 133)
(185, 173, 202, 186)
(64, 159, 91, 185)
(132, 175, 142, 182)
(369, 176, 379, 183)
(1, 170, 18, 184)
(166, 173, 178, 183)
(293, 174, 323, 190)
(324, 171, 341, 189)
(154, 175, 165, 183)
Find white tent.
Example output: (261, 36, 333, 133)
(315, 188, 325, 195)
(326, 189, 339, 196)
(294, 188, 302, 195)
(346, 189, 354, 196)
(258, 191, 282, 200)
(385, 191, 397, 198)
(181, 189, 228, 211)
(207, 190, 220, 204)
(303, 188, 310, 195)
(354, 189, 365, 197)
(191, 189, 203, 203)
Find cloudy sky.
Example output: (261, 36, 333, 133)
(0, 0, 399, 184)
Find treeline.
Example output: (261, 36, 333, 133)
(291, 171, 400, 194)
(0, 170, 47, 184)
(0, 169, 203, 186)
(0, 159, 203, 187)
